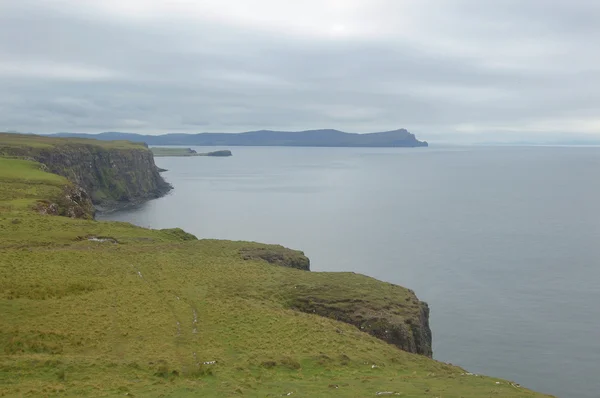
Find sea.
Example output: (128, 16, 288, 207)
(97, 145, 600, 398)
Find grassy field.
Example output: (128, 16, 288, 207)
(0, 155, 552, 397)
(0, 133, 144, 150)
(0, 157, 68, 213)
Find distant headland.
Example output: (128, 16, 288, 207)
(151, 147, 232, 157)
(50, 128, 428, 148)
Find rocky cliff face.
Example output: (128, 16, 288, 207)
(36, 183, 95, 219)
(289, 285, 433, 357)
(1, 141, 171, 208)
(239, 244, 432, 357)
(240, 245, 311, 270)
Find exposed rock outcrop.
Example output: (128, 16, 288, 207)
(288, 276, 432, 357)
(240, 246, 311, 271)
(36, 184, 95, 219)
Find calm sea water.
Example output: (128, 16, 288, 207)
(98, 145, 600, 398)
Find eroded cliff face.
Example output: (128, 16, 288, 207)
(239, 245, 432, 357)
(36, 184, 95, 219)
(240, 245, 311, 271)
(289, 286, 433, 357)
(1, 143, 172, 208)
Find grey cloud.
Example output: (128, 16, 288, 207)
(0, 0, 599, 142)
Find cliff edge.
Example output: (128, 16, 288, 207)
(0, 133, 171, 208)
(287, 276, 432, 357)
(239, 244, 432, 356)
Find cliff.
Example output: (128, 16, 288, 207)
(0, 156, 95, 220)
(0, 138, 551, 397)
(239, 244, 431, 356)
(240, 245, 311, 271)
(0, 133, 171, 208)
(286, 273, 432, 357)
(51, 128, 429, 147)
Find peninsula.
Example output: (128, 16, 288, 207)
(0, 132, 549, 397)
(151, 147, 232, 157)
(51, 128, 428, 148)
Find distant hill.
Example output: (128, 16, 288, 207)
(50, 128, 428, 147)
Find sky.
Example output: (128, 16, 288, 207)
(1, 0, 599, 142)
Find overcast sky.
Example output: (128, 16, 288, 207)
(1, 0, 599, 142)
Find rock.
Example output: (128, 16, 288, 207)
(203, 150, 232, 157)
(36, 184, 95, 219)
(88, 237, 117, 243)
(288, 276, 432, 357)
(61, 184, 95, 219)
(239, 246, 310, 271)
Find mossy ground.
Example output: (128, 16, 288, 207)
(0, 156, 552, 397)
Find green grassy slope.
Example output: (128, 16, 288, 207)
(0, 157, 65, 211)
(150, 147, 200, 156)
(0, 157, 94, 220)
(0, 133, 143, 150)
(0, 156, 552, 397)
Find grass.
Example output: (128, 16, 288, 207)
(0, 155, 553, 397)
(0, 157, 67, 213)
(0, 157, 65, 183)
(0, 132, 144, 150)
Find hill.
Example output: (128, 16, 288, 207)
(0, 136, 550, 397)
(50, 128, 428, 147)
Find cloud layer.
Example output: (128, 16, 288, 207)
(1, 0, 599, 141)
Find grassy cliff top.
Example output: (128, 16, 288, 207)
(0, 133, 171, 207)
(0, 132, 146, 150)
(0, 155, 552, 397)
(0, 157, 68, 213)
